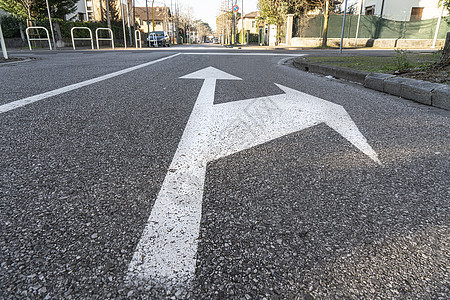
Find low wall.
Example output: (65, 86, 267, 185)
(4, 38, 27, 48)
(289, 37, 446, 49)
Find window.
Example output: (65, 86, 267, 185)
(410, 7, 424, 21)
(365, 6, 374, 15)
(252, 20, 256, 28)
(78, 13, 85, 22)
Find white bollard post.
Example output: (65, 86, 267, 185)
(0, 24, 8, 59)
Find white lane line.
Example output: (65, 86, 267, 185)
(0, 53, 181, 114)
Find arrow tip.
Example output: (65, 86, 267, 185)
(180, 67, 242, 80)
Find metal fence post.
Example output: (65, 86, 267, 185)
(0, 24, 8, 59)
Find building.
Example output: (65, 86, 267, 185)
(363, 0, 448, 21)
(236, 11, 259, 35)
(68, 0, 88, 21)
(67, 0, 133, 22)
(134, 7, 171, 33)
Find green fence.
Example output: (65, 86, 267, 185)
(293, 15, 450, 39)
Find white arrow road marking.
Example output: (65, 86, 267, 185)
(127, 67, 242, 287)
(210, 84, 381, 164)
(128, 67, 381, 288)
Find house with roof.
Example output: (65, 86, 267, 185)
(134, 6, 171, 33)
(236, 11, 259, 34)
(363, 0, 448, 21)
(67, 0, 133, 22)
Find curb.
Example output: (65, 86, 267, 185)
(0, 58, 33, 66)
(293, 58, 449, 111)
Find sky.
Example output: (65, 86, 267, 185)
(135, 0, 259, 32)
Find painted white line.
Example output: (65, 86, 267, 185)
(0, 53, 181, 114)
(183, 52, 306, 56)
(128, 67, 380, 289)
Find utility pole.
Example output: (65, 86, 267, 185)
(133, 0, 136, 37)
(241, 0, 244, 44)
(175, 0, 179, 43)
(354, 0, 364, 48)
(339, 0, 348, 54)
(232, 0, 236, 46)
(45, 0, 56, 49)
(152, 0, 155, 31)
(120, 0, 127, 47)
(126, 0, 133, 45)
(170, 0, 173, 43)
(380, 0, 385, 18)
(106, 0, 111, 28)
(146, 0, 150, 46)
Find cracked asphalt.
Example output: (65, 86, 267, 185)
(1, 45, 449, 299)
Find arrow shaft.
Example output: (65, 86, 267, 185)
(127, 78, 217, 288)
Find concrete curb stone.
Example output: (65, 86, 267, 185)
(293, 59, 368, 84)
(364, 73, 395, 92)
(383, 77, 413, 98)
(400, 79, 437, 105)
(432, 85, 450, 110)
(293, 58, 449, 111)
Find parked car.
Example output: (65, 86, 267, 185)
(212, 38, 219, 44)
(147, 31, 170, 47)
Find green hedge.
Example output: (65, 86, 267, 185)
(0, 15, 26, 38)
(248, 33, 259, 43)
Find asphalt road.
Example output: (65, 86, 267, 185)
(1, 45, 449, 299)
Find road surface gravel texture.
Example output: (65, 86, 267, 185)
(0, 46, 449, 299)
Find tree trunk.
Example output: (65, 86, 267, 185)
(438, 32, 450, 67)
(322, 0, 329, 47)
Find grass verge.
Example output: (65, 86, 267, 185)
(305, 51, 448, 84)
